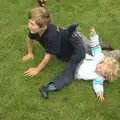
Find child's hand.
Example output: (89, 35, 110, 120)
(22, 53, 34, 61)
(96, 93, 105, 102)
(24, 67, 40, 77)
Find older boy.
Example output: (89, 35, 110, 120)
(23, 7, 86, 98)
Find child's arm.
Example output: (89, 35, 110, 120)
(90, 31, 102, 55)
(92, 77, 105, 101)
(22, 36, 34, 61)
(37, 52, 53, 72)
(24, 52, 52, 77)
(90, 31, 104, 63)
(27, 37, 33, 54)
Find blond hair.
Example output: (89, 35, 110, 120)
(100, 57, 119, 81)
(28, 7, 51, 28)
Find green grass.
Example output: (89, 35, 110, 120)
(0, 0, 120, 120)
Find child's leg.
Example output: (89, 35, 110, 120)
(40, 32, 86, 99)
(40, 63, 78, 99)
(49, 63, 77, 90)
(49, 32, 86, 89)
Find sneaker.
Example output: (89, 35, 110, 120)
(40, 85, 48, 99)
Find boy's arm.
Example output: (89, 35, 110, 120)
(27, 37, 33, 54)
(24, 52, 53, 77)
(90, 32, 102, 56)
(37, 52, 53, 71)
(22, 36, 34, 61)
(90, 32, 104, 63)
(92, 77, 105, 101)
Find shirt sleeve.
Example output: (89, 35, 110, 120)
(92, 77, 104, 94)
(90, 32, 102, 55)
(90, 33, 104, 63)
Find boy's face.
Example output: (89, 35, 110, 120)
(28, 19, 40, 33)
(96, 63, 107, 79)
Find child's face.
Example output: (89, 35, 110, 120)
(28, 19, 40, 33)
(96, 63, 107, 79)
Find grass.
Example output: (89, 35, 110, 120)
(0, 0, 120, 120)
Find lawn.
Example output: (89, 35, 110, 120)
(0, 0, 120, 120)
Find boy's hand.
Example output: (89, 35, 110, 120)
(96, 93, 105, 102)
(22, 53, 34, 61)
(24, 67, 40, 77)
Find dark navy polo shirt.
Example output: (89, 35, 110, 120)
(28, 24, 74, 61)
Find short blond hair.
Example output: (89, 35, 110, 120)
(101, 57, 119, 81)
(28, 7, 51, 27)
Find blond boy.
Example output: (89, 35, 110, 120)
(75, 27, 119, 101)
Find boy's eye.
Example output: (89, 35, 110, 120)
(38, 24, 43, 28)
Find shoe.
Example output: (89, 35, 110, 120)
(40, 85, 48, 99)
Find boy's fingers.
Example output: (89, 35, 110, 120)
(24, 70, 36, 77)
(24, 69, 32, 74)
(97, 95, 103, 102)
(101, 96, 104, 101)
(97, 94, 100, 99)
(99, 97, 102, 101)
(98, 97, 101, 101)
(97, 95, 99, 98)
(22, 56, 27, 61)
(98, 96, 104, 102)
(22, 55, 34, 61)
(98, 97, 102, 102)
(24, 70, 30, 74)
(27, 73, 34, 77)
(24, 72, 34, 77)
(22, 58, 29, 62)
(24, 72, 31, 76)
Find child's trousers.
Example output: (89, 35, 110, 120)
(47, 32, 86, 90)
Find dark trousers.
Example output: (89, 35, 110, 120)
(47, 32, 86, 90)
(49, 63, 77, 90)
